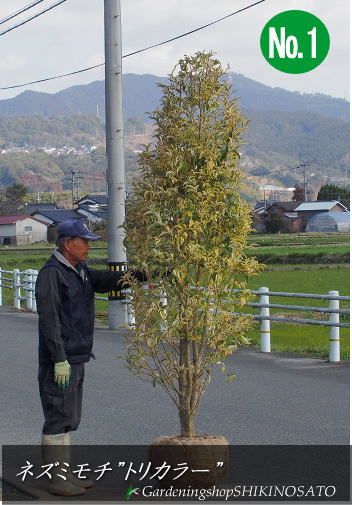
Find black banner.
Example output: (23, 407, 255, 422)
(2, 445, 350, 502)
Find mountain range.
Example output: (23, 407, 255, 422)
(0, 73, 349, 121)
(0, 73, 349, 196)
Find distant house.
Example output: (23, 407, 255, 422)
(74, 194, 107, 224)
(31, 209, 82, 225)
(294, 201, 348, 223)
(21, 203, 62, 215)
(74, 194, 107, 208)
(306, 212, 350, 233)
(30, 209, 83, 243)
(77, 205, 107, 223)
(254, 200, 348, 233)
(0, 215, 49, 245)
(265, 201, 302, 213)
(254, 201, 304, 233)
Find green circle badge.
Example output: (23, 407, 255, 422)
(260, 10, 330, 74)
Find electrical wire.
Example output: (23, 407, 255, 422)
(0, 0, 46, 26)
(0, 63, 105, 91)
(0, 0, 67, 37)
(123, 0, 266, 58)
(0, 0, 265, 91)
(249, 162, 315, 178)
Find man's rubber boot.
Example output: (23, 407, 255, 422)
(63, 432, 94, 488)
(41, 434, 86, 496)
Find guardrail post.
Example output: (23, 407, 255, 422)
(259, 286, 271, 352)
(0, 267, 2, 306)
(328, 290, 340, 362)
(127, 293, 135, 328)
(13, 269, 21, 309)
(32, 270, 38, 312)
(26, 269, 33, 310)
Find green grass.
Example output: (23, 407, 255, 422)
(93, 266, 350, 359)
(248, 232, 349, 247)
(246, 322, 350, 360)
(0, 241, 349, 360)
(240, 267, 350, 360)
(0, 248, 106, 271)
(0, 241, 108, 250)
(246, 267, 349, 298)
(247, 244, 349, 255)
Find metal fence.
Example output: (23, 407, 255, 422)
(0, 267, 38, 312)
(0, 267, 349, 363)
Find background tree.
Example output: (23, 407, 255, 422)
(264, 210, 292, 233)
(292, 184, 305, 202)
(0, 182, 28, 215)
(123, 52, 261, 438)
(317, 183, 350, 209)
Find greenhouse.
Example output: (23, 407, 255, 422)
(306, 212, 350, 233)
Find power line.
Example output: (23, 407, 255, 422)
(0, 0, 67, 37)
(122, 0, 266, 58)
(0, 0, 265, 91)
(0, 63, 105, 90)
(0, 0, 46, 26)
(250, 161, 316, 178)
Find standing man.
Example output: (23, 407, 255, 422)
(35, 219, 145, 496)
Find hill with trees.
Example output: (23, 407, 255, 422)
(0, 73, 348, 121)
(0, 108, 348, 198)
(0, 115, 105, 147)
(0, 73, 349, 201)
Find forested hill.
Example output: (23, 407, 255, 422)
(0, 115, 105, 147)
(0, 110, 348, 191)
(0, 73, 348, 121)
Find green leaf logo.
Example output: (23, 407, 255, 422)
(125, 485, 139, 500)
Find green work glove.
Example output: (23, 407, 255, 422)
(54, 360, 71, 389)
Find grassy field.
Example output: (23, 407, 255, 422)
(247, 243, 348, 257)
(244, 268, 349, 360)
(0, 233, 349, 360)
(247, 232, 349, 246)
(246, 323, 350, 361)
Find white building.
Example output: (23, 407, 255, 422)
(0, 215, 49, 245)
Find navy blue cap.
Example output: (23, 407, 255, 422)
(57, 219, 102, 241)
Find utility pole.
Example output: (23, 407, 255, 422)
(64, 169, 81, 206)
(303, 167, 307, 202)
(104, 0, 128, 328)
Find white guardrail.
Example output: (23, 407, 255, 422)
(0, 267, 349, 363)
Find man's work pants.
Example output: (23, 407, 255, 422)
(38, 363, 85, 435)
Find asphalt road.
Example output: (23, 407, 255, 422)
(0, 305, 349, 446)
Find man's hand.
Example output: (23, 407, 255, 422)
(130, 270, 148, 283)
(54, 360, 71, 389)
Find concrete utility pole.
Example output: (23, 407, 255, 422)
(104, 0, 128, 328)
(303, 167, 307, 202)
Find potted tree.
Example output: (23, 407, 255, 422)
(122, 52, 261, 487)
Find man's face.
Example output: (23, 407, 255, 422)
(64, 237, 91, 264)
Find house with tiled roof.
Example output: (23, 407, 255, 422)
(0, 215, 49, 245)
(30, 209, 82, 225)
(74, 194, 107, 224)
(21, 202, 62, 215)
(294, 201, 348, 223)
(253, 200, 348, 233)
(76, 205, 107, 223)
(74, 194, 107, 207)
(253, 201, 304, 233)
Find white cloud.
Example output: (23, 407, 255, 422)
(0, 0, 349, 100)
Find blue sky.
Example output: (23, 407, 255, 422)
(0, 0, 349, 100)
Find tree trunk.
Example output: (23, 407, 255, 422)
(179, 337, 195, 436)
(179, 408, 195, 437)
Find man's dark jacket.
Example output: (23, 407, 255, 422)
(36, 254, 128, 364)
